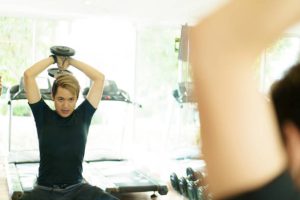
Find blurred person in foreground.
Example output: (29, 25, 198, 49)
(190, 0, 300, 199)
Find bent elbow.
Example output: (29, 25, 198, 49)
(96, 73, 105, 82)
(101, 74, 105, 82)
(23, 70, 30, 80)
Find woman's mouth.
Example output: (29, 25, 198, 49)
(61, 109, 70, 115)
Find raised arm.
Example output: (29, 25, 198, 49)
(190, 0, 300, 198)
(24, 57, 55, 104)
(69, 58, 105, 108)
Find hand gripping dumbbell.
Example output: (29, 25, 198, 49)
(48, 46, 75, 78)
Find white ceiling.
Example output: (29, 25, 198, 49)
(0, 0, 227, 25)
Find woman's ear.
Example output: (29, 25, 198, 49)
(283, 121, 300, 185)
(283, 122, 300, 144)
(283, 121, 300, 152)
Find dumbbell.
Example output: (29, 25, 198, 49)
(178, 176, 189, 197)
(170, 170, 189, 196)
(183, 167, 204, 199)
(172, 167, 210, 200)
(170, 172, 188, 196)
(170, 167, 204, 198)
(188, 183, 213, 200)
(187, 181, 200, 200)
(170, 173, 187, 196)
(170, 172, 180, 193)
(47, 46, 75, 78)
(186, 167, 213, 200)
(186, 167, 205, 185)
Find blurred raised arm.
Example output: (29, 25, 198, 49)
(190, 0, 300, 198)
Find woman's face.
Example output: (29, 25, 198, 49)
(53, 86, 77, 118)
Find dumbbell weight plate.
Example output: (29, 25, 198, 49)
(157, 185, 168, 195)
(48, 68, 72, 78)
(187, 181, 201, 200)
(50, 46, 75, 56)
(170, 172, 180, 193)
(179, 177, 188, 197)
(186, 167, 205, 183)
(186, 167, 196, 181)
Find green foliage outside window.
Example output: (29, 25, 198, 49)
(0, 17, 62, 116)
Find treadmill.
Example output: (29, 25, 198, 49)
(82, 80, 168, 198)
(6, 77, 52, 200)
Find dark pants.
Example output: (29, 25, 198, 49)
(19, 183, 119, 200)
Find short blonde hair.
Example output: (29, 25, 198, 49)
(52, 74, 80, 98)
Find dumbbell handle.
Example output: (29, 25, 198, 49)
(47, 68, 72, 78)
(57, 67, 71, 75)
(48, 46, 74, 78)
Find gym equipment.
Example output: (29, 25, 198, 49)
(175, 24, 194, 104)
(179, 176, 188, 197)
(178, 24, 189, 62)
(47, 46, 75, 78)
(6, 77, 52, 200)
(170, 166, 210, 200)
(170, 172, 180, 193)
(8, 77, 51, 152)
(82, 80, 142, 108)
(186, 167, 205, 183)
(7, 162, 39, 200)
(82, 80, 168, 198)
(168, 24, 200, 163)
(186, 167, 212, 200)
(83, 160, 168, 198)
(50, 46, 75, 56)
(187, 182, 210, 200)
(47, 67, 72, 78)
(172, 82, 195, 104)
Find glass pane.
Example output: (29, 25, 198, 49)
(131, 26, 199, 159)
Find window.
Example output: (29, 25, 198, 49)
(131, 25, 200, 159)
(260, 35, 300, 93)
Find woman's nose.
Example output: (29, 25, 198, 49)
(62, 101, 69, 107)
